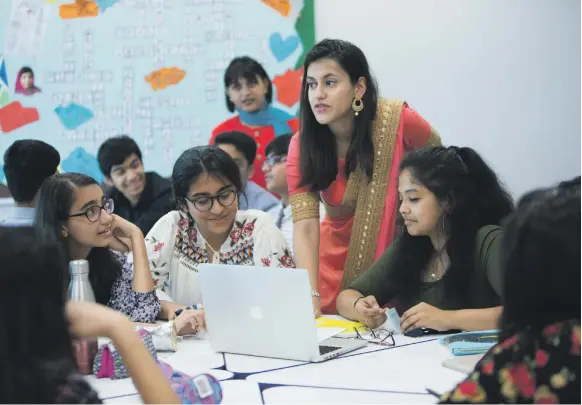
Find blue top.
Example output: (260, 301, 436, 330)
(239, 181, 279, 214)
(0, 206, 35, 227)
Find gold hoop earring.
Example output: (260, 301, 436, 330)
(352, 98, 364, 116)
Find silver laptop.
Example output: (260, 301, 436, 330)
(198, 264, 367, 362)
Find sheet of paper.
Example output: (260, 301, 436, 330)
(5, 0, 49, 58)
(317, 327, 346, 342)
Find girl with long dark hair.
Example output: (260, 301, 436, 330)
(337, 146, 514, 332)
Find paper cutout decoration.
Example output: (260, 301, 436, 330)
(0, 101, 39, 133)
(261, 0, 291, 17)
(269, 33, 300, 62)
(145, 67, 186, 90)
(55, 102, 94, 130)
(0, 90, 9, 108)
(272, 67, 303, 107)
(96, 0, 120, 12)
(59, 0, 99, 19)
(61, 147, 104, 183)
(0, 58, 8, 107)
(0, 58, 8, 89)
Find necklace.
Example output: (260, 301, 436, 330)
(424, 249, 450, 282)
(205, 242, 221, 263)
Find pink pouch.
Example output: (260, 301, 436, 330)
(92, 329, 157, 379)
(96, 345, 115, 378)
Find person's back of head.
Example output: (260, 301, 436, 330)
(97, 135, 143, 178)
(500, 177, 581, 337)
(0, 227, 76, 403)
(213, 131, 257, 167)
(3, 140, 60, 205)
(265, 134, 293, 158)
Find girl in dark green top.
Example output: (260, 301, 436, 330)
(337, 146, 514, 333)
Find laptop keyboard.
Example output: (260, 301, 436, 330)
(319, 345, 341, 355)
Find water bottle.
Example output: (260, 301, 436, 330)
(68, 259, 98, 375)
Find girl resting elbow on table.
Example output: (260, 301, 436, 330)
(145, 145, 295, 334)
(337, 146, 514, 333)
(441, 177, 581, 404)
(0, 227, 180, 404)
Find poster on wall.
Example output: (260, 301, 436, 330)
(0, 0, 315, 184)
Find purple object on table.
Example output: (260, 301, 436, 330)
(157, 361, 223, 404)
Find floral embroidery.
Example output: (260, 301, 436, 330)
(543, 323, 562, 337)
(188, 227, 198, 244)
(441, 321, 580, 404)
(481, 360, 494, 376)
(229, 218, 257, 246)
(500, 334, 519, 349)
(178, 216, 189, 229)
(243, 220, 256, 237)
(146, 210, 295, 307)
(450, 380, 486, 402)
(571, 327, 580, 355)
(550, 367, 570, 389)
(533, 385, 559, 404)
(535, 350, 549, 368)
(277, 248, 295, 268)
(230, 227, 242, 245)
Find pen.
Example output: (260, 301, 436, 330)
(426, 388, 441, 398)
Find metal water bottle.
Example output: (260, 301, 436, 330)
(68, 259, 98, 375)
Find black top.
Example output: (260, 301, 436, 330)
(106, 172, 174, 235)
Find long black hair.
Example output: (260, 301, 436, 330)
(499, 177, 580, 340)
(35, 173, 121, 306)
(0, 227, 77, 403)
(172, 145, 243, 212)
(298, 39, 379, 191)
(388, 146, 514, 306)
(224, 56, 273, 112)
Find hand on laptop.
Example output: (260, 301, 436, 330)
(354, 295, 387, 329)
(174, 309, 206, 336)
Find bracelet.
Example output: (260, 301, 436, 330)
(353, 296, 365, 309)
(311, 290, 320, 299)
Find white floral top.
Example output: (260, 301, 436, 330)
(145, 209, 295, 306)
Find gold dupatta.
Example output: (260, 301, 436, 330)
(339, 98, 405, 288)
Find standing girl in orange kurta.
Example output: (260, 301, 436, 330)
(288, 39, 441, 316)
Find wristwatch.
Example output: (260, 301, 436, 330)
(311, 290, 320, 299)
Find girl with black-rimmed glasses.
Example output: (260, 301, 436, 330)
(35, 173, 161, 323)
(144, 146, 294, 334)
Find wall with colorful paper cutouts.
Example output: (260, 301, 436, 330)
(0, 0, 314, 183)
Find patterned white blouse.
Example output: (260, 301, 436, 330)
(145, 209, 295, 306)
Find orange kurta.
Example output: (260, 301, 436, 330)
(287, 99, 441, 314)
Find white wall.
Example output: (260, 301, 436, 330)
(314, 0, 581, 198)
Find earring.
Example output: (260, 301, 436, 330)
(352, 98, 363, 116)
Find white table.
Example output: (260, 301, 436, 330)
(158, 335, 225, 372)
(248, 339, 466, 394)
(103, 380, 263, 404)
(263, 386, 438, 404)
(225, 333, 437, 375)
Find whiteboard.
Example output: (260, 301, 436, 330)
(0, 0, 314, 183)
